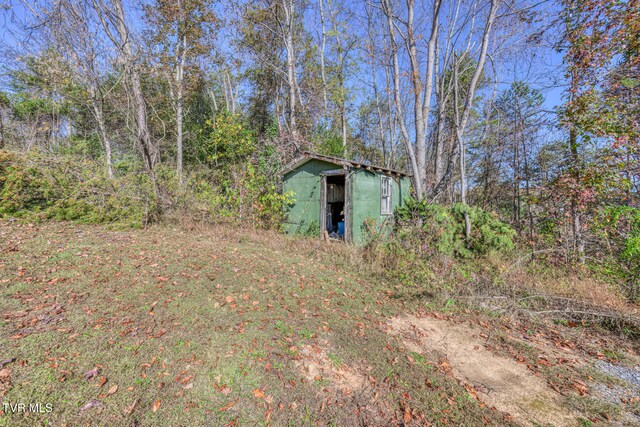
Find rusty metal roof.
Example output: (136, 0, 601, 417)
(281, 151, 411, 177)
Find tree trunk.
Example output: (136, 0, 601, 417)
(430, 0, 499, 203)
(453, 58, 471, 238)
(569, 125, 585, 263)
(382, 0, 421, 196)
(100, 0, 157, 172)
(91, 93, 114, 179)
(176, 80, 184, 184)
(0, 113, 4, 149)
(319, 0, 328, 112)
(366, 2, 387, 167)
(283, 0, 297, 139)
(176, 25, 187, 185)
(381, 0, 441, 198)
(520, 113, 534, 238)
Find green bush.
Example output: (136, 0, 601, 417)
(0, 150, 154, 228)
(360, 199, 515, 289)
(185, 113, 293, 229)
(394, 198, 516, 258)
(197, 112, 255, 168)
(592, 205, 640, 300)
(313, 125, 344, 158)
(181, 159, 294, 230)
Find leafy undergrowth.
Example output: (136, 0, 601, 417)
(0, 221, 638, 426)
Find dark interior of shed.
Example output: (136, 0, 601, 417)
(325, 175, 345, 238)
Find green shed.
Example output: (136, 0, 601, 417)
(281, 151, 411, 244)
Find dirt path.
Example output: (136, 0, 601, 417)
(388, 314, 579, 427)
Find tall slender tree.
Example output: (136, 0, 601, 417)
(145, 0, 218, 184)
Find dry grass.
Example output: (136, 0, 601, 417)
(2, 219, 639, 426)
(0, 220, 512, 426)
(499, 259, 635, 315)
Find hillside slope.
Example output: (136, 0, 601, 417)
(1, 221, 639, 426)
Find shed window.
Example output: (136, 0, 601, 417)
(381, 176, 392, 215)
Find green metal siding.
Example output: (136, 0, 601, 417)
(282, 159, 340, 235)
(283, 158, 411, 244)
(400, 176, 411, 204)
(350, 170, 410, 244)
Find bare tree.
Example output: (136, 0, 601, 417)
(60, 0, 115, 179)
(382, 0, 421, 195)
(382, 0, 442, 197)
(145, 0, 217, 184)
(18, 0, 116, 178)
(93, 0, 158, 172)
(280, 0, 298, 140)
(430, 0, 500, 208)
(365, 2, 389, 167)
(318, 0, 328, 112)
(449, 0, 500, 237)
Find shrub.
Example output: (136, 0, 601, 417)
(197, 112, 255, 168)
(0, 150, 154, 228)
(394, 198, 516, 258)
(592, 205, 640, 300)
(181, 159, 294, 230)
(313, 124, 344, 158)
(359, 200, 515, 290)
(185, 114, 293, 229)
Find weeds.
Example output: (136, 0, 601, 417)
(0, 148, 292, 230)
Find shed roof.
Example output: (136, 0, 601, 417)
(281, 151, 411, 178)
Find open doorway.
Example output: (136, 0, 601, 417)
(322, 174, 346, 240)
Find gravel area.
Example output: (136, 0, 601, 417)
(591, 382, 638, 405)
(596, 360, 640, 388)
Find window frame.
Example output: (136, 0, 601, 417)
(380, 175, 392, 215)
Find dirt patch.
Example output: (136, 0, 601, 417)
(294, 340, 366, 395)
(0, 368, 11, 397)
(388, 314, 579, 427)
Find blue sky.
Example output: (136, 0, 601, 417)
(0, 0, 568, 120)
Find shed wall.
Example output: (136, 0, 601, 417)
(283, 159, 341, 235)
(350, 170, 410, 244)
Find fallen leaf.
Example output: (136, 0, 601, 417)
(83, 368, 99, 380)
(404, 409, 412, 423)
(438, 360, 452, 373)
(0, 368, 10, 381)
(80, 399, 104, 412)
(253, 388, 265, 399)
(98, 377, 107, 387)
(107, 384, 118, 395)
(572, 381, 589, 396)
(219, 401, 234, 411)
(538, 358, 551, 367)
(0, 358, 16, 368)
(123, 399, 138, 415)
(152, 400, 161, 413)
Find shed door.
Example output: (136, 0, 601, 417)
(320, 170, 349, 241)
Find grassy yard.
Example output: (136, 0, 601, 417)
(0, 221, 638, 426)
